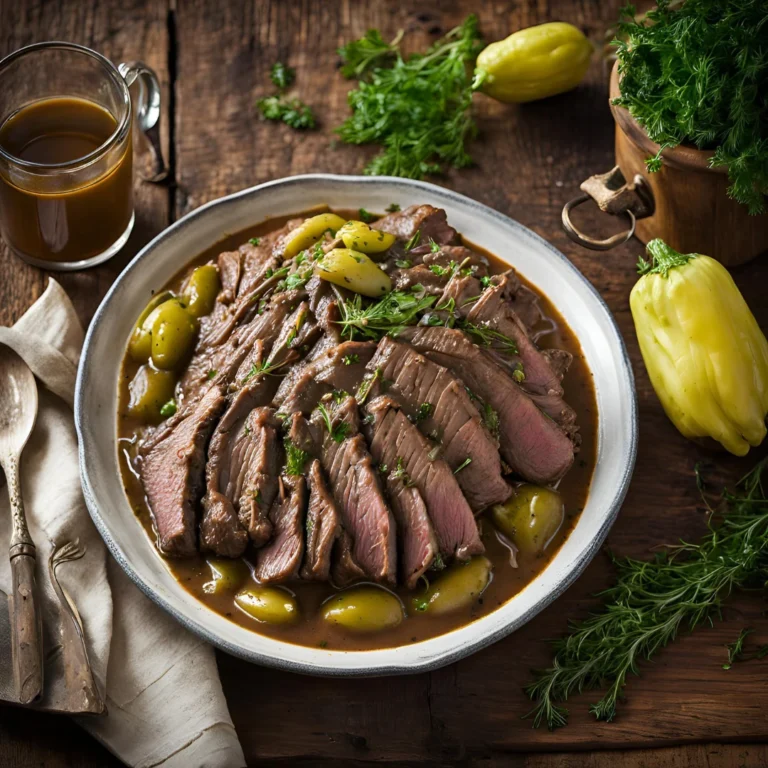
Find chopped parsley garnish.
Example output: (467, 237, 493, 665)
(416, 402, 433, 422)
(331, 389, 350, 404)
(342, 354, 359, 365)
(412, 596, 429, 613)
(284, 437, 309, 476)
(206, 369, 217, 380)
(429, 238, 441, 253)
(276, 268, 313, 293)
(160, 399, 177, 418)
(385, 203, 401, 213)
(248, 237, 261, 246)
(395, 259, 412, 269)
(270, 61, 295, 90)
(482, 402, 500, 440)
(358, 208, 375, 223)
(356, 367, 382, 404)
(480, 275, 493, 289)
(391, 456, 414, 487)
(430, 552, 446, 571)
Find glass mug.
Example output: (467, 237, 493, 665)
(0, 42, 166, 270)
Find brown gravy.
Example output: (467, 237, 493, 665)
(0, 97, 133, 263)
(117, 209, 597, 651)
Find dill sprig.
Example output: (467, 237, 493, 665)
(460, 322, 518, 355)
(612, 0, 768, 214)
(316, 402, 350, 443)
(336, 16, 485, 178)
(336, 289, 437, 341)
(526, 458, 768, 729)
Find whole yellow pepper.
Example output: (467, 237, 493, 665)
(630, 239, 768, 456)
(476, 22, 593, 103)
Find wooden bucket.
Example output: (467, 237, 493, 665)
(562, 61, 768, 267)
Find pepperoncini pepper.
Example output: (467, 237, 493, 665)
(475, 22, 593, 104)
(630, 239, 768, 456)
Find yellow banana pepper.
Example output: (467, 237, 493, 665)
(476, 22, 593, 104)
(630, 239, 768, 456)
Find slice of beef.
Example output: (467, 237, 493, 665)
(419, 273, 483, 327)
(140, 385, 226, 557)
(496, 270, 545, 333)
(278, 341, 376, 416)
(197, 251, 243, 349)
(253, 475, 306, 583)
(301, 459, 342, 580)
(375, 204, 459, 246)
(312, 396, 397, 584)
(363, 395, 483, 561)
(236, 407, 283, 544)
(391, 265, 448, 296)
(419, 245, 490, 278)
(467, 274, 569, 397)
(402, 326, 575, 483)
(178, 289, 303, 407)
(367, 337, 511, 511)
(332, 530, 366, 587)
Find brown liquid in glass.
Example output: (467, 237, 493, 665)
(0, 97, 132, 263)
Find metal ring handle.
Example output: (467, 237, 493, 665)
(562, 194, 636, 251)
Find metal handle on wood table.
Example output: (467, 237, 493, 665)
(6, 455, 43, 704)
(119, 61, 168, 183)
(561, 166, 655, 251)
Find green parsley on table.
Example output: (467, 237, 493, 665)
(336, 15, 485, 178)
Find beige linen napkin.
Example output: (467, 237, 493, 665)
(0, 279, 245, 768)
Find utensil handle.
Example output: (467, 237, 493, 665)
(6, 456, 42, 704)
(9, 552, 43, 704)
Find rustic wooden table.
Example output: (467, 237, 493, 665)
(1, 1, 768, 766)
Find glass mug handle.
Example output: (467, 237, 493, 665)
(118, 61, 168, 183)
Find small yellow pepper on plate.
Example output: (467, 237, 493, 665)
(630, 239, 768, 456)
(476, 22, 593, 103)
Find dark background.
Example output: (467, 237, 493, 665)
(1, 1, 767, 766)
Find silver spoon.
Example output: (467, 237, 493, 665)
(0, 345, 42, 704)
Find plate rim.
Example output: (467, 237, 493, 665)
(75, 173, 638, 676)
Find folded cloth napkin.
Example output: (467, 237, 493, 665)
(0, 279, 245, 768)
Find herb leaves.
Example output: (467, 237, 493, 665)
(336, 16, 485, 178)
(613, 0, 768, 213)
(526, 458, 768, 729)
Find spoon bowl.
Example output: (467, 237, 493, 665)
(0, 345, 38, 456)
(0, 344, 43, 704)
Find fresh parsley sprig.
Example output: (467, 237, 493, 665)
(336, 16, 485, 179)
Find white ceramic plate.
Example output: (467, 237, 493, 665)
(75, 174, 637, 676)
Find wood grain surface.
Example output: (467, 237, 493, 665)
(1, 1, 767, 766)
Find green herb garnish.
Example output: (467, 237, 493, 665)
(160, 399, 177, 418)
(284, 438, 309, 476)
(403, 230, 421, 252)
(481, 402, 499, 440)
(342, 354, 359, 365)
(270, 61, 295, 90)
(336, 16, 485, 178)
(248, 237, 261, 246)
(358, 208, 375, 223)
(613, 0, 768, 214)
(357, 367, 382, 404)
(429, 238, 441, 253)
(453, 457, 472, 474)
(526, 458, 768, 729)
(317, 402, 350, 443)
(395, 259, 412, 269)
(257, 95, 316, 130)
(392, 456, 414, 487)
(337, 290, 437, 341)
(460, 322, 518, 355)
(206, 369, 217, 380)
(415, 402, 433, 423)
(385, 203, 401, 213)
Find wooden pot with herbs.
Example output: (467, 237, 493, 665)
(562, 0, 768, 266)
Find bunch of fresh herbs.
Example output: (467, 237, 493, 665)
(336, 15, 486, 178)
(257, 61, 316, 130)
(613, 0, 768, 213)
(526, 458, 768, 729)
